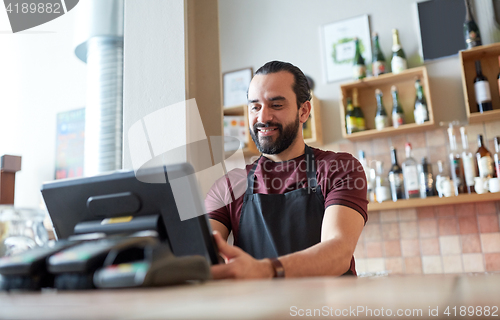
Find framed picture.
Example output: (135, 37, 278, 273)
(321, 15, 372, 83)
(223, 67, 253, 108)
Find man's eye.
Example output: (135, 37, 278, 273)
(273, 104, 283, 108)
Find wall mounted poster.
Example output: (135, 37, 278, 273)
(55, 108, 85, 180)
(223, 68, 253, 108)
(321, 15, 371, 83)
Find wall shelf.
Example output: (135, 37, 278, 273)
(368, 192, 500, 212)
(339, 66, 435, 141)
(222, 93, 323, 158)
(459, 42, 500, 122)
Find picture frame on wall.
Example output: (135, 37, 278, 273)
(321, 14, 372, 83)
(223, 67, 253, 108)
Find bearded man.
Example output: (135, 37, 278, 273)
(205, 61, 368, 279)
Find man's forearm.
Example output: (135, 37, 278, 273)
(276, 238, 354, 277)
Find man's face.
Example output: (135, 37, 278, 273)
(247, 71, 302, 155)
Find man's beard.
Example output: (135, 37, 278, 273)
(250, 112, 300, 155)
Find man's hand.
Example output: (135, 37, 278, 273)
(211, 231, 275, 280)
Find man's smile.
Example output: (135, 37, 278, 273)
(257, 127, 278, 136)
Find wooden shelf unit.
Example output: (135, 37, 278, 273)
(222, 93, 323, 155)
(368, 191, 500, 212)
(459, 42, 500, 123)
(339, 66, 435, 141)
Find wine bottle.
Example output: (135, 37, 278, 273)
(402, 143, 420, 199)
(474, 60, 493, 113)
(372, 33, 386, 77)
(476, 134, 495, 178)
(353, 37, 366, 80)
(497, 56, 500, 97)
(391, 29, 407, 74)
(388, 147, 405, 201)
(447, 126, 465, 195)
(375, 161, 391, 203)
(414, 78, 429, 124)
(419, 157, 435, 198)
(374, 89, 389, 130)
(460, 126, 476, 193)
(352, 88, 365, 131)
(464, 0, 482, 49)
(495, 136, 500, 178)
(391, 85, 404, 128)
(345, 97, 358, 134)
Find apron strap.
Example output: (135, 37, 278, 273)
(245, 156, 261, 196)
(245, 145, 318, 195)
(304, 145, 318, 192)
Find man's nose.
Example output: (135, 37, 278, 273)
(257, 105, 273, 124)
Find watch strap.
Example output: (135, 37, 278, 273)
(270, 258, 285, 278)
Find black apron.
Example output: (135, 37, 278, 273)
(237, 145, 325, 259)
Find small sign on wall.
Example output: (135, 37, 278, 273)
(55, 108, 85, 179)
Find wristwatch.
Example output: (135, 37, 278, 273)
(270, 258, 285, 278)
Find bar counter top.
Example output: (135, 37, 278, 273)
(1, 273, 499, 319)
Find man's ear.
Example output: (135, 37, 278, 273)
(299, 101, 312, 123)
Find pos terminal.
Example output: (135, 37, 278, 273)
(0, 164, 219, 290)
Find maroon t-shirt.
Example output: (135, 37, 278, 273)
(205, 147, 368, 272)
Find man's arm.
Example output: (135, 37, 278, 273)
(211, 205, 364, 279)
(210, 219, 230, 242)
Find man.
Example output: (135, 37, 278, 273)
(205, 61, 367, 279)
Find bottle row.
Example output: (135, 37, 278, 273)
(352, 29, 407, 80)
(358, 129, 500, 203)
(345, 78, 429, 134)
(351, 0, 482, 82)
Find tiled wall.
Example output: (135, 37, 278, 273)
(322, 120, 500, 275)
(354, 202, 500, 275)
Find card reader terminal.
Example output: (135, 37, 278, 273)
(0, 240, 80, 290)
(94, 242, 210, 288)
(48, 235, 158, 290)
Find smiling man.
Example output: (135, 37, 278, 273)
(205, 61, 368, 279)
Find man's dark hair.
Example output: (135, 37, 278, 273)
(254, 61, 311, 109)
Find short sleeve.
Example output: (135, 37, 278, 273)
(322, 153, 368, 223)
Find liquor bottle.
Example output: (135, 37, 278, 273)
(391, 29, 407, 74)
(353, 37, 366, 80)
(414, 78, 429, 124)
(359, 150, 374, 202)
(493, 136, 500, 178)
(345, 97, 358, 134)
(498, 56, 500, 96)
(447, 126, 465, 195)
(375, 161, 391, 203)
(419, 157, 435, 198)
(464, 0, 482, 49)
(352, 88, 366, 131)
(476, 134, 495, 178)
(391, 85, 404, 128)
(495, 137, 500, 178)
(474, 60, 493, 113)
(388, 147, 405, 201)
(372, 33, 386, 77)
(402, 143, 420, 199)
(460, 126, 477, 193)
(435, 160, 446, 198)
(374, 89, 389, 130)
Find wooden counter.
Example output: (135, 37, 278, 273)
(1, 273, 499, 319)
(368, 192, 500, 212)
